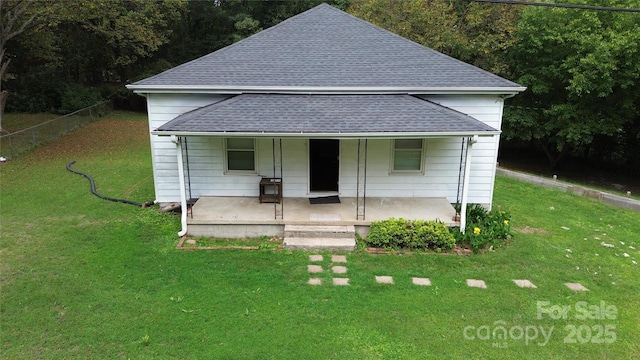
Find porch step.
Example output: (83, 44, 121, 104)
(283, 237, 356, 251)
(283, 225, 356, 251)
(284, 224, 355, 239)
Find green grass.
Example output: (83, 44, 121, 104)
(182, 235, 281, 249)
(1, 113, 639, 359)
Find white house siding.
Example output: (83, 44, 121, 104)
(148, 94, 504, 206)
(339, 138, 481, 202)
(172, 136, 496, 204)
(179, 138, 309, 198)
(146, 93, 230, 202)
(422, 95, 505, 207)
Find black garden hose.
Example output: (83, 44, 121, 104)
(66, 160, 154, 208)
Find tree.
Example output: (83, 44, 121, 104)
(58, 0, 185, 83)
(348, 0, 466, 56)
(347, 0, 522, 75)
(0, 0, 40, 132)
(3, 0, 187, 114)
(503, 1, 640, 170)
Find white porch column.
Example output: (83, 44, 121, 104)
(460, 135, 478, 233)
(171, 135, 188, 237)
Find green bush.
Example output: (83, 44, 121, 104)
(453, 204, 512, 252)
(58, 84, 104, 114)
(366, 218, 455, 252)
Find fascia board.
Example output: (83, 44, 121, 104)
(150, 130, 501, 138)
(126, 85, 526, 95)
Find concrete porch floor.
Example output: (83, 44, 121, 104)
(187, 196, 458, 238)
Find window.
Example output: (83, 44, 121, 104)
(392, 139, 424, 172)
(225, 138, 256, 173)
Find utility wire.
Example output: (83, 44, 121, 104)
(469, 0, 640, 12)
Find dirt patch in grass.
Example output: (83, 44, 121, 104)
(33, 119, 149, 161)
(1, 113, 58, 133)
(515, 226, 548, 235)
(1, 116, 149, 170)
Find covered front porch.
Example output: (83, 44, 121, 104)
(187, 196, 457, 238)
(155, 94, 498, 238)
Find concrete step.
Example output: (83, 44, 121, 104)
(284, 224, 355, 239)
(283, 237, 356, 251)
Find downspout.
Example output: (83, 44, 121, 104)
(171, 135, 188, 237)
(460, 135, 478, 233)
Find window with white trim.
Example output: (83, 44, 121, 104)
(391, 139, 424, 173)
(225, 138, 256, 173)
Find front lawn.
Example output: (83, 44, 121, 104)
(1, 113, 638, 359)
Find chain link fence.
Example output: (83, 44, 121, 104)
(0, 101, 112, 159)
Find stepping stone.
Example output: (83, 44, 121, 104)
(308, 278, 322, 286)
(331, 255, 347, 263)
(307, 265, 323, 273)
(412, 277, 431, 286)
(466, 279, 487, 289)
(513, 279, 537, 288)
(565, 282, 589, 291)
(375, 276, 394, 284)
(332, 266, 347, 274)
(309, 255, 323, 262)
(185, 239, 197, 245)
(333, 278, 350, 286)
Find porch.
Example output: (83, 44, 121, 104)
(186, 196, 458, 238)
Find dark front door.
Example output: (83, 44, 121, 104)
(309, 139, 339, 192)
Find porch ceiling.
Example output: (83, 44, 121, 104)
(153, 94, 499, 138)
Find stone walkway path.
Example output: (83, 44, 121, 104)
(307, 254, 349, 286)
(306, 255, 590, 291)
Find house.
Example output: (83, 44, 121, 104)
(127, 4, 524, 242)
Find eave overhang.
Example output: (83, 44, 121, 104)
(126, 85, 526, 96)
(151, 130, 500, 138)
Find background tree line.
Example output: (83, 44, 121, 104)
(2, 0, 638, 175)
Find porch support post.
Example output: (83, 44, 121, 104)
(171, 135, 188, 237)
(460, 135, 478, 233)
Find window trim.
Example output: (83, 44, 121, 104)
(390, 138, 425, 174)
(224, 138, 257, 175)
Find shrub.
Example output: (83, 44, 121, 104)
(453, 204, 512, 252)
(58, 84, 104, 114)
(366, 218, 455, 252)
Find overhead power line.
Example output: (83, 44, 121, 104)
(470, 0, 640, 12)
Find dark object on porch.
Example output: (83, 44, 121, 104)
(259, 177, 283, 203)
(309, 196, 340, 204)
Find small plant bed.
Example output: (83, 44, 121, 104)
(452, 204, 513, 253)
(177, 235, 283, 250)
(363, 207, 512, 254)
(364, 218, 456, 253)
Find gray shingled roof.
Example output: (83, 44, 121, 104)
(154, 94, 498, 136)
(131, 3, 522, 91)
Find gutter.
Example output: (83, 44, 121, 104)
(151, 130, 500, 138)
(126, 85, 527, 96)
(171, 135, 188, 237)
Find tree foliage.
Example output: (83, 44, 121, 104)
(3, 0, 346, 113)
(4, 0, 185, 114)
(0, 0, 41, 131)
(3, 0, 639, 175)
(503, 1, 640, 171)
(347, 0, 522, 75)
